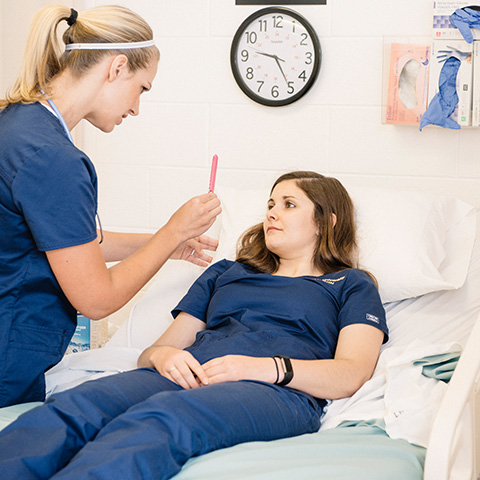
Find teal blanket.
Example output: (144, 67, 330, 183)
(413, 351, 460, 383)
(175, 419, 425, 480)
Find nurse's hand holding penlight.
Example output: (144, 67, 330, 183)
(166, 187, 221, 266)
(166, 155, 221, 267)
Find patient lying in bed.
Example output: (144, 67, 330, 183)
(0, 171, 388, 479)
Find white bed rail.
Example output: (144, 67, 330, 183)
(424, 314, 480, 480)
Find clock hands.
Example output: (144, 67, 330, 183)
(255, 50, 289, 84)
(272, 57, 288, 85)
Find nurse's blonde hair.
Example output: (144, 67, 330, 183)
(0, 5, 159, 109)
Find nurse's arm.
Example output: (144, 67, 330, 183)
(46, 193, 220, 319)
(99, 230, 218, 265)
(138, 312, 208, 389)
(46, 230, 177, 320)
(98, 230, 153, 262)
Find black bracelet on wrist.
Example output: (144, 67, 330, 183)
(273, 355, 294, 386)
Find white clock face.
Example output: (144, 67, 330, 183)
(231, 8, 321, 106)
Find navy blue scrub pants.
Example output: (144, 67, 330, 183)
(0, 368, 322, 479)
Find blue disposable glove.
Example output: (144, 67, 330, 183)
(449, 6, 480, 43)
(437, 46, 472, 62)
(419, 57, 461, 131)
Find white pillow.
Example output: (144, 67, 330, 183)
(106, 185, 476, 350)
(350, 187, 476, 303)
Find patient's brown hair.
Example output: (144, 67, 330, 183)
(236, 171, 363, 277)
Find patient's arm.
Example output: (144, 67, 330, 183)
(288, 323, 384, 399)
(137, 312, 208, 389)
(202, 323, 384, 400)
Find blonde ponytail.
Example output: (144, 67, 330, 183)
(0, 5, 70, 108)
(0, 5, 159, 110)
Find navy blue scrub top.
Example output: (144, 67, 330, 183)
(174, 260, 388, 367)
(0, 102, 98, 406)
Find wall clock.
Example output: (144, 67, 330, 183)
(230, 7, 321, 107)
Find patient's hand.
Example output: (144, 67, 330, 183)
(139, 344, 209, 389)
(202, 355, 276, 385)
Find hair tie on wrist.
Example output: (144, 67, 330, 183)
(273, 355, 294, 387)
(66, 8, 78, 27)
(272, 357, 280, 384)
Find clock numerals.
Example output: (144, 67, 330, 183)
(273, 16, 283, 29)
(244, 31, 257, 44)
(257, 15, 284, 32)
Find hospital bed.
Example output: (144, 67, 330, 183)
(1, 185, 479, 480)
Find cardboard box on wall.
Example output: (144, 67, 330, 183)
(433, 1, 480, 41)
(384, 43, 430, 125)
(428, 39, 473, 126)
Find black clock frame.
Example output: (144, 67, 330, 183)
(230, 7, 322, 107)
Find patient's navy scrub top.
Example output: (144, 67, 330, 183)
(174, 260, 389, 368)
(0, 102, 98, 407)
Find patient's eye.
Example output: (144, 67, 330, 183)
(285, 201, 295, 208)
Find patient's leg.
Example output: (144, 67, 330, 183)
(50, 381, 322, 480)
(0, 368, 176, 480)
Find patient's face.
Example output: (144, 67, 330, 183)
(264, 180, 318, 261)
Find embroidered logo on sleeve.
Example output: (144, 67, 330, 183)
(321, 275, 345, 285)
(366, 313, 380, 324)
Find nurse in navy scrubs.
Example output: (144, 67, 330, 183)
(0, 5, 221, 407)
